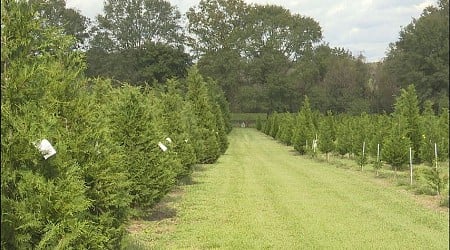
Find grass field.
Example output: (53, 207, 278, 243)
(125, 128, 449, 249)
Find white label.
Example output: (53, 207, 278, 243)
(158, 142, 167, 152)
(34, 139, 56, 159)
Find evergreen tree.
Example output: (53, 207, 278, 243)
(292, 96, 315, 154)
(109, 86, 181, 209)
(419, 100, 439, 164)
(269, 112, 280, 138)
(256, 116, 263, 131)
(393, 85, 422, 162)
(186, 66, 221, 163)
(335, 115, 354, 158)
(437, 108, 449, 161)
(2, 2, 130, 248)
(278, 113, 295, 146)
(206, 78, 230, 154)
(155, 79, 197, 176)
(318, 110, 336, 161)
(354, 113, 371, 169)
(383, 114, 412, 175)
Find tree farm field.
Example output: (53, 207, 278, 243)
(126, 128, 449, 249)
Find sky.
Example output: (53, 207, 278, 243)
(66, 0, 436, 62)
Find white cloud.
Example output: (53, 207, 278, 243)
(65, 0, 103, 20)
(65, 0, 437, 62)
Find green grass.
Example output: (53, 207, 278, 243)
(126, 128, 449, 249)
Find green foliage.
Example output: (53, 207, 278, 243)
(256, 116, 263, 130)
(87, 42, 192, 86)
(188, 0, 322, 113)
(334, 115, 354, 157)
(353, 113, 371, 168)
(372, 159, 383, 176)
(419, 100, 440, 164)
(437, 108, 449, 160)
(414, 165, 449, 196)
(311, 55, 370, 114)
(155, 79, 198, 176)
(318, 110, 336, 159)
(1, 1, 230, 248)
(108, 85, 181, 209)
(29, 0, 90, 49)
(292, 96, 316, 154)
(393, 85, 422, 162)
(269, 112, 280, 138)
(93, 0, 185, 50)
(186, 66, 225, 163)
(382, 116, 411, 171)
(277, 113, 295, 145)
(440, 187, 449, 207)
(384, 0, 449, 111)
(1, 1, 130, 248)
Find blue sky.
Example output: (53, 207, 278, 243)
(66, 0, 436, 62)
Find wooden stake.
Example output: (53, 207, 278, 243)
(377, 143, 380, 162)
(376, 143, 380, 176)
(409, 147, 413, 185)
(434, 143, 438, 171)
(361, 141, 365, 171)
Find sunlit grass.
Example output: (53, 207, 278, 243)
(126, 128, 449, 249)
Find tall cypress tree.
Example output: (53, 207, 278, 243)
(156, 79, 197, 175)
(2, 1, 130, 248)
(186, 66, 220, 163)
(319, 110, 336, 161)
(292, 96, 315, 154)
(419, 100, 439, 164)
(393, 84, 422, 162)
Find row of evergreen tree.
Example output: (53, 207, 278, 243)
(258, 85, 449, 197)
(1, 1, 230, 249)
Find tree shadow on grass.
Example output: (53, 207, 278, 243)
(192, 164, 208, 172)
(144, 203, 177, 221)
(178, 174, 203, 186)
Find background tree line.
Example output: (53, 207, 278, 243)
(24, 0, 448, 114)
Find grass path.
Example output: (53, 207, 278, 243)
(127, 128, 449, 249)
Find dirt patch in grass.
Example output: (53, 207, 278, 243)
(127, 220, 148, 234)
(127, 186, 184, 235)
(399, 189, 449, 213)
(146, 204, 177, 221)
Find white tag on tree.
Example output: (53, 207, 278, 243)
(158, 142, 168, 152)
(33, 139, 56, 159)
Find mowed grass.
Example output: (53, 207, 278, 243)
(127, 128, 449, 249)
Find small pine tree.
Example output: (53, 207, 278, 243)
(318, 110, 336, 161)
(354, 113, 371, 170)
(437, 108, 449, 161)
(383, 115, 411, 175)
(292, 96, 315, 155)
(419, 100, 439, 165)
(256, 116, 263, 131)
(269, 112, 280, 138)
(394, 85, 422, 163)
(335, 115, 354, 158)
